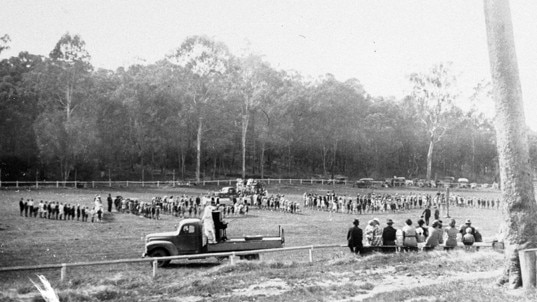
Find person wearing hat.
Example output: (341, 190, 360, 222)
(424, 220, 444, 251)
(459, 219, 476, 237)
(201, 201, 217, 244)
(421, 205, 431, 226)
(347, 219, 363, 254)
(382, 219, 397, 252)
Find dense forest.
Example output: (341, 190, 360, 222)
(1, 33, 535, 182)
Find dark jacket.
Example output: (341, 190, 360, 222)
(382, 225, 397, 245)
(347, 226, 363, 248)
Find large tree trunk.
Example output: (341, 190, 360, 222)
(241, 113, 249, 179)
(260, 140, 265, 179)
(484, 0, 537, 289)
(426, 139, 434, 181)
(196, 116, 203, 182)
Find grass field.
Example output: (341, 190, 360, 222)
(1, 185, 536, 301)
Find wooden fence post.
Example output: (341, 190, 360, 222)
(56, 181, 59, 188)
(519, 249, 537, 288)
(152, 260, 158, 279)
(92, 181, 95, 188)
(157, 181, 159, 188)
(60, 263, 67, 282)
(126, 180, 129, 187)
(230, 252, 236, 265)
(309, 247, 313, 263)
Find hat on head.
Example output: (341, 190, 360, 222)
(387, 219, 394, 225)
(353, 219, 359, 226)
(465, 219, 471, 224)
(373, 218, 380, 224)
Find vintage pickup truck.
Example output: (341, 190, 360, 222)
(143, 211, 284, 266)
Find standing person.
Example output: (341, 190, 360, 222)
(107, 194, 113, 213)
(382, 219, 397, 252)
(201, 201, 216, 244)
(347, 219, 363, 254)
(444, 219, 458, 251)
(402, 219, 418, 251)
(24, 199, 29, 217)
(433, 206, 440, 220)
(76, 204, 81, 221)
(28, 199, 34, 217)
(19, 198, 24, 216)
(421, 205, 431, 226)
(424, 221, 444, 251)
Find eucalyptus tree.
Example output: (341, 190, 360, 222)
(169, 36, 232, 181)
(484, 0, 537, 288)
(24, 33, 94, 180)
(0, 51, 42, 178)
(409, 63, 459, 181)
(0, 34, 10, 55)
(230, 54, 284, 178)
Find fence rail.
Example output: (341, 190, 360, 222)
(0, 244, 344, 281)
(0, 179, 497, 190)
(0, 242, 496, 282)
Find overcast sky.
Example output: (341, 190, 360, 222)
(2, 0, 536, 129)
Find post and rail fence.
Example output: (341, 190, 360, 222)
(0, 242, 496, 282)
(0, 178, 499, 190)
(0, 244, 344, 281)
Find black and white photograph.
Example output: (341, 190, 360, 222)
(1, 0, 537, 301)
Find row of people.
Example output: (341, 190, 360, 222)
(18, 198, 102, 222)
(347, 217, 482, 254)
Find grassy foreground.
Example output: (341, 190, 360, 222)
(0, 185, 535, 301)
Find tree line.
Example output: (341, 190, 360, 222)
(1, 33, 535, 182)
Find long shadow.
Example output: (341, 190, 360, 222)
(164, 261, 221, 269)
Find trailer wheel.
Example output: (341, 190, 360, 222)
(243, 254, 259, 261)
(149, 248, 171, 267)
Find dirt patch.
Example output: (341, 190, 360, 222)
(347, 269, 503, 301)
(224, 278, 290, 298)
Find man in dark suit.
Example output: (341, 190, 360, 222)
(382, 219, 398, 252)
(347, 219, 363, 254)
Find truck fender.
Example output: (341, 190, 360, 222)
(146, 241, 179, 256)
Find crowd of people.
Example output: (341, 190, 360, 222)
(18, 196, 104, 222)
(347, 217, 482, 254)
(303, 191, 501, 214)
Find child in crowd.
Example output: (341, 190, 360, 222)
(462, 227, 475, 250)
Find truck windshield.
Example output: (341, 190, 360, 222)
(181, 225, 195, 234)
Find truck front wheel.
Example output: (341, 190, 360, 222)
(149, 248, 171, 267)
(241, 254, 259, 261)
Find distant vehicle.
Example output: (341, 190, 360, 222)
(458, 178, 469, 188)
(215, 187, 238, 199)
(438, 176, 456, 188)
(470, 182, 478, 189)
(332, 175, 348, 184)
(354, 178, 375, 188)
(393, 177, 406, 187)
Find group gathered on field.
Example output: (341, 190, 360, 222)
(347, 217, 483, 254)
(18, 195, 106, 222)
(302, 191, 500, 214)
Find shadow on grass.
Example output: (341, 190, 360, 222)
(164, 262, 221, 269)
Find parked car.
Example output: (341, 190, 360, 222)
(438, 176, 456, 188)
(458, 178, 469, 188)
(354, 178, 375, 188)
